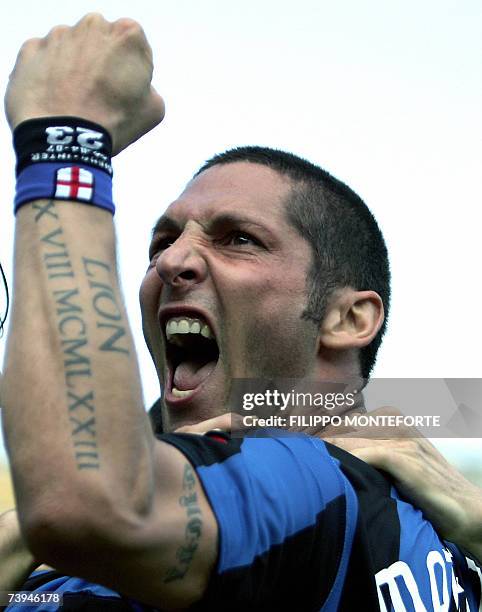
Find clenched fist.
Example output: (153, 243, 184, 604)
(5, 13, 165, 154)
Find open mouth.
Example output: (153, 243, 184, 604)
(163, 315, 220, 401)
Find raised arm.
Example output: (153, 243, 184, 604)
(1, 15, 216, 608)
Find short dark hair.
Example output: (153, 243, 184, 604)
(195, 146, 391, 378)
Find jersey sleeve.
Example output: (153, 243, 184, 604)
(159, 431, 358, 611)
(7, 570, 141, 611)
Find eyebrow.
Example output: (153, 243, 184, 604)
(150, 212, 272, 240)
(206, 213, 268, 234)
(151, 215, 182, 238)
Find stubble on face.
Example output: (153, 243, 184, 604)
(142, 162, 322, 429)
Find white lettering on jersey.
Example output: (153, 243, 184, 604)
(376, 561, 427, 612)
(376, 547, 479, 611)
(427, 550, 449, 611)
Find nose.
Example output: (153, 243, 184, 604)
(155, 233, 207, 289)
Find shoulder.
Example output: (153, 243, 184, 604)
(159, 431, 358, 610)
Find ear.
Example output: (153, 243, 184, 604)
(319, 289, 384, 350)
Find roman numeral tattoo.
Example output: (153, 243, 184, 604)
(34, 200, 133, 470)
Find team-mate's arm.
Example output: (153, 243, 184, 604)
(332, 437, 482, 562)
(1, 15, 216, 608)
(323, 408, 482, 563)
(0, 509, 40, 592)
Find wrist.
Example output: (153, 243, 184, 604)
(13, 117, 113, 176)
(13, 117, 115, 215)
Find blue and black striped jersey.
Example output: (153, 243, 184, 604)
(164, 431, 481, 611)
(10, 431, 482, 611)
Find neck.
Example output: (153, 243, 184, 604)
(264, 375, 365, 437)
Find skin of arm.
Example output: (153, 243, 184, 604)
(0, 509, 39, 592)
(324, 430, 482, 563)
(322, 405, 482, 563)
(1, 14, 217, 609)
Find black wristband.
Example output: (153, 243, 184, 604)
(13, 116, 113, 177)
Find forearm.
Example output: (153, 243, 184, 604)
(2, 201, 155, 531)
(324, 424, 482, 565)
(0, 510, 39, 591)
(448, 489, 482, 564)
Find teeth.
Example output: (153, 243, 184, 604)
(201, 325, 213, 339)
(165, 317, 214, 342)
(166, 320, 178, 336)
(177, 320, 190, 333)
(172, 387, 195, 398)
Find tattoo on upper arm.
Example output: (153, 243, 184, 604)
(33, 201, 131, 470)
(163, 463, 203, 583)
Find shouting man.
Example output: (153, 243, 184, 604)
(2, 14, 481, 611)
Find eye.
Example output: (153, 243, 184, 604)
(148, 236, 176, 265)
(225, 231, 262, 248)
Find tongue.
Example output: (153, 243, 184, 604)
(173, 360, 217, 390)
